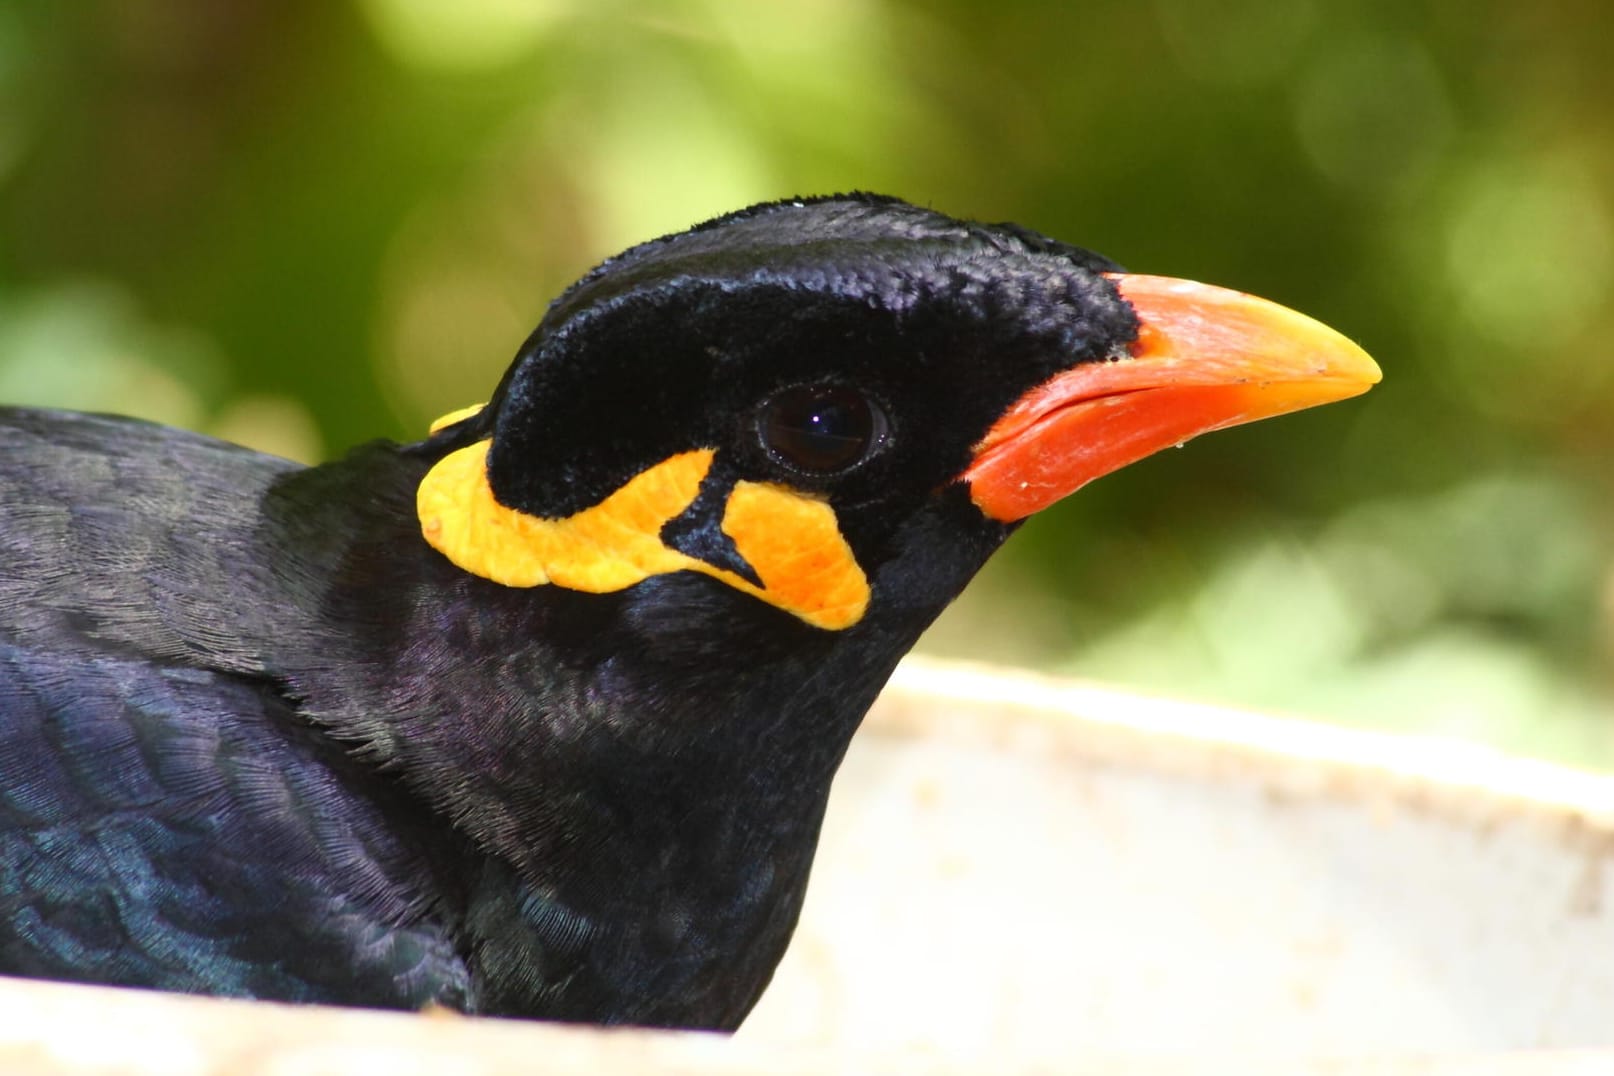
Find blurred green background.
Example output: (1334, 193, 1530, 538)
(2, 2, 1610, 763)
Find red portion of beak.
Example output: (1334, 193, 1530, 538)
(964, 274, 1382, 522)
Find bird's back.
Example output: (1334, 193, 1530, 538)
(0, 409, 471, 1008)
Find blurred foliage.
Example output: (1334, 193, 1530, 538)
(2, 1, 1611, 763)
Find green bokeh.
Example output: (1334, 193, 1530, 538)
(3, 1, 1610, 763)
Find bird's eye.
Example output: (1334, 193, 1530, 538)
(757, 385, 889, 476)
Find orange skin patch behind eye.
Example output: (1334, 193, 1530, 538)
(723, 481, 870, 631)
(416, 438, 870, 630)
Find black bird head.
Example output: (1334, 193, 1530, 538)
(416, 194, 1378, 639)
(367, 194, 1380, 1025)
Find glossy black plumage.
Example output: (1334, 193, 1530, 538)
(0, 195, 1144, 1027)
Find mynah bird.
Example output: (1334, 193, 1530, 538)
(0, 194, 1379, 1029)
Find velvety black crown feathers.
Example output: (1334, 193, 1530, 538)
(451, 196, 1139, 552)
(538, 194, 1123, 333)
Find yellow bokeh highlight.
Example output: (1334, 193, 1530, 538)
(357, 0, 571, 72)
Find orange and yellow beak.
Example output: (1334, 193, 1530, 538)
(964, 274, 1382, 522)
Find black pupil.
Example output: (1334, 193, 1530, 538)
(760, 386, 880, 474)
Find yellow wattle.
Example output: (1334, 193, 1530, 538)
(722, 482, 868, 630)
(428, 403, 486, 434)
(415, 440, 870, 631)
